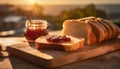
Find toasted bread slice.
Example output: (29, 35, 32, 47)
(35, 36, 84, 51)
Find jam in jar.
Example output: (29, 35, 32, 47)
(25, 20, 48, 42)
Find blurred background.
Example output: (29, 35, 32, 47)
(0, 0, 120, 37)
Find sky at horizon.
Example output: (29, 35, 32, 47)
(0, 0, 120, 5)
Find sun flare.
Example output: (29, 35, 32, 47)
(29, 0, 36, 4)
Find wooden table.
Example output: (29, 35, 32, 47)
(0, 31, 120, 69)
(1, 49, 120, 69)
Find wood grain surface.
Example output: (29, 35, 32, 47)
(7, 38, 120, 68)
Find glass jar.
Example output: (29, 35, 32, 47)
(24, 20, 48, 42)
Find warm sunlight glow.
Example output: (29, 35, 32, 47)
(0, 0, 120, 5)
(29, 0, 36, 4)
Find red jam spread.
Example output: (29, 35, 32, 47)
(25, 28, 48, 41)
(46, 35, 71, 43)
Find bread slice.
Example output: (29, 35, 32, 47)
(95, 18, 110, 40)
(85, 19, 103, 43)
(35, 36, 84, 51)
(61, 20, 97, 45)
(96, 18, 113, 40)
(102, 20, 115, 39)
(95, 19, 107, 41)
(103, 19, 120, 39)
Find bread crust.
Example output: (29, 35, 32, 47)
(98, 18, 113, 40)
(77, 16, 96, 21)
(103, 20, 118, 39)
(96, 18, 111, 40)
(95, 19, 107, 41)
(86, 20, 102, 43)
(86, 24, 97, 45)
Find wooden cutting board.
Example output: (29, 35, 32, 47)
(7, 38, 120, 68)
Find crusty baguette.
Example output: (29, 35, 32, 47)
(35, 36, 84, 51)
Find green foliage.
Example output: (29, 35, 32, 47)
(118, 17, 120, 23)
(9, 4, 109, 30)
(115, 17, 120, 27)
(59, 4, 109, 19)
(48, 4, 109, 30)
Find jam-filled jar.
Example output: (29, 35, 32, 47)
(24, 20, 48, 42)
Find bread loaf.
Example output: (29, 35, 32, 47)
(35, 35, 84, 51)
(61, 17, 120, 45)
